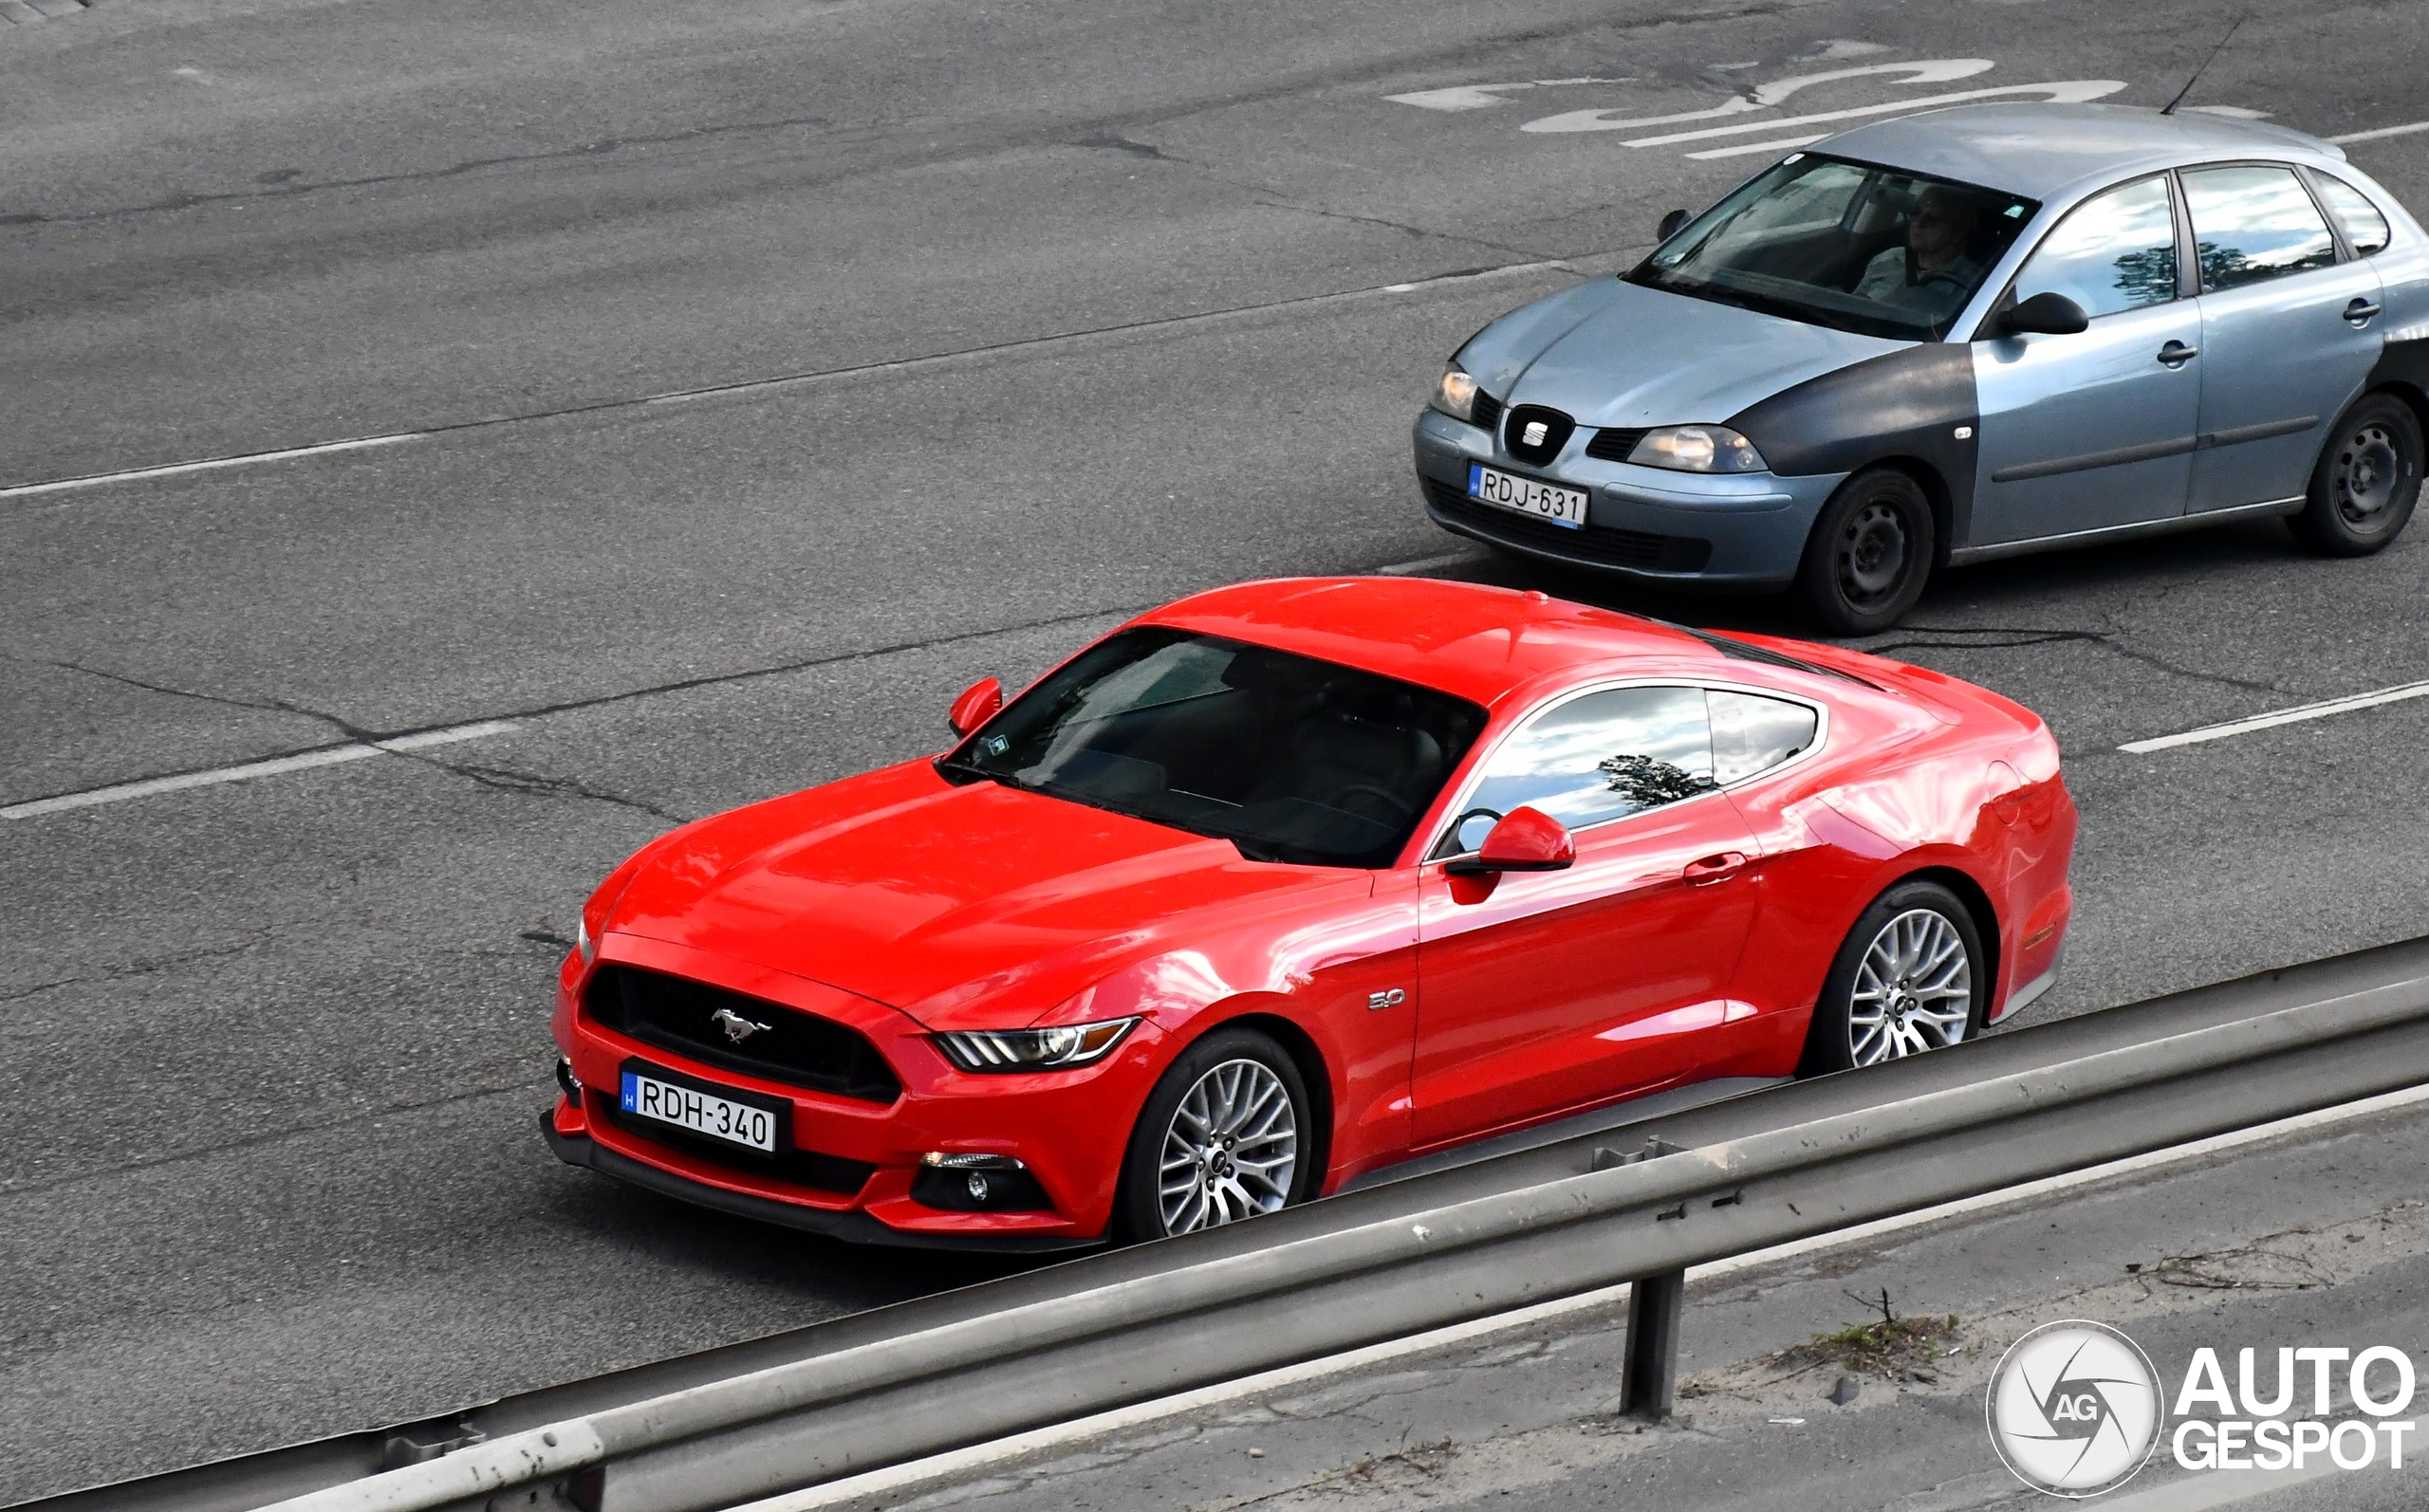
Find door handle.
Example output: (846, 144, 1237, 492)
(1683, 851, 1749, 886)
(2156, 341, 2199, 368)
(2345, 298, 2383, 327)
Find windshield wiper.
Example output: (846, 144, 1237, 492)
(934, 755, 1026, 790)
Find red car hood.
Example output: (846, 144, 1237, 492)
(604, 760, 1361, 1028)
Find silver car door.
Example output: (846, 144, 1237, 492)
(2181, 163, 2386, 513)
(1969, 175, 2199, 546)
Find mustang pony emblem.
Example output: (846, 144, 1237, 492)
(710, 1006, 773, 1044)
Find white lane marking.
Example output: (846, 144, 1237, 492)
(0, 720, 519, 820)
(0, 263, 1575, 506)
(0, 433, 418, 502)
(1622, 79, 2126, 149)
(1686, 133, 1833, 161)
(1372, 548, 1486, 576)
(1386, 77, 1634, 112)
(730, 1080, 2429, 1512)
(2330, 120, 2429, 144)
(2118, 678, 2429, 753)
(1519, 59, 1993, 134)
(2093, 1461, 2341, 1511)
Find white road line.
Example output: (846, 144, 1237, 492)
(732, 1080, 2429, 1512)
(2329, 120, 2429, 144)
(0, 719, 519, 820)
(0, 433, 419, 502)
(2095, 1461, 2341, 1511)
(1372, 548, 1487, 576)
(2118, 679, 2429, 753)
(1687, 133, 1831, 160)
(0, 262, 1573, 505)
(1619, 79, 2124, 148)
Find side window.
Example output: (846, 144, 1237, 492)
(2180, 165, 2339, 291)
(2011, 176, 2179, 318)
(1709, 691, 1820, 784)
(1444, 687, 1714, 854)
(2312, 175, 2393, 256)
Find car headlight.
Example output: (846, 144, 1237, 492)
(576, 913, 596, 965)
(933, 1018, 1138, 1073)
(1429, 364, 1481, 423)
(1627, 425, 1767, 473)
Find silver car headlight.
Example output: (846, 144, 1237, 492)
(1429, 364, 1482, 423)
(1628, 425, 1767, 473)
(933, 1018, 1138, 1073)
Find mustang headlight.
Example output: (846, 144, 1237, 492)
(934, 1018, 1138, 1073)
(1429, 364, 1482, 423)
(575, 913, 596, 965)
(1628, 425, 1767, 474)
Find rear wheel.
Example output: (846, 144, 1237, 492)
(1794, 467, 1937, 635)
(2290, 393, 2422, 556)
(1800, 879, 1986, 1075)
(1114, 1026, 1315, 1241)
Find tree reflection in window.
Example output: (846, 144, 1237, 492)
(2106, 245, 2179, 307)
(1596, 752, 1719, 807)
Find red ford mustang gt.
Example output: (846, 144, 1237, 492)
(545, 578, 2074, 1250)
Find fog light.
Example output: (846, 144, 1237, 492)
(555, 1057, 582, 1108)
(913, 1152, 1052, 1212)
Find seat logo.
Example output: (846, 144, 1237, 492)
(1368, 987, 1408, 1010)
(1987, 1320, 2163, 1497)
(710, 1006, 773, 1044)
(1522, 420, 1549, 447)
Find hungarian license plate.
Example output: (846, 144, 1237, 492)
(621, 1068, 778, 1152)
(1468, 463, 1587, 529)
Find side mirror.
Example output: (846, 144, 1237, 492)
(1445, 806, 1576, 876)
(1657, 208, 1692, 241)
(947, 676, 1003, 736)
(1995, 291, 2089, 337)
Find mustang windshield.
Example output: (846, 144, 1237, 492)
(1630, 154, 2037, 341)
(941, 628, 1488, 868)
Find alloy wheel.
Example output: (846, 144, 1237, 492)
(1156, 1058, 1299, 1235)
(1837, 500, 1910, 605)
(2333, 420, 2405, 528)
(1846, 908, 1973, 1065)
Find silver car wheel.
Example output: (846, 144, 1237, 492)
(2334, 419, 2403, 526)
(1838, 500, 1910, 604)
(1846, 908, 1973, 1066)
(1157, 1058, 1298, 1236)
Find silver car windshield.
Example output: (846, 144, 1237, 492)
(1631, 154, 2038, 341)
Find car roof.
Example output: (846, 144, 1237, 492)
(1137, 577, 1746, 708)
(1817, 103, 2346, 200)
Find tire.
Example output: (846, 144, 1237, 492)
(1113, 1025, 1317, 1242)
(1794, 467, 1938, 635)
(1799, 879, 1988, 1076)
(2289, 393, 2423, 556)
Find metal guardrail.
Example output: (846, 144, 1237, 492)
(24, 937, 2429, 1512)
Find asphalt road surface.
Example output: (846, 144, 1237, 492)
(4, 0, 2427, 1500)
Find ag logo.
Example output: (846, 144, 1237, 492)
(1987, 1320, 2163, 1497)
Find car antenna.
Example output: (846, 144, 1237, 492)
(2160, 12, 2248, 116)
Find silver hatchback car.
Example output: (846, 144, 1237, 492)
(1413, 103, 2429, 632)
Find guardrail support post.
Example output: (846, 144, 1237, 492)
(1619, 1266, 1685, 1420)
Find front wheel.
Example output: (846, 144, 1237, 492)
(1794, 467, 1937, 635)
(2290, 393, 2422, 556)
(1800, 879, 1987, 1075)
(1114, 1026, 1316, 1241)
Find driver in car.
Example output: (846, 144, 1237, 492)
(1853, 186, 1984, 319)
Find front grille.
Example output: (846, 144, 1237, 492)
(603, 1106, 877, 1195)
(1584, 427, 1651, 463)
(1422, 476, 1714, 573)
(584, 965, 901, 1103)
(1470, 391, 1504, 437)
